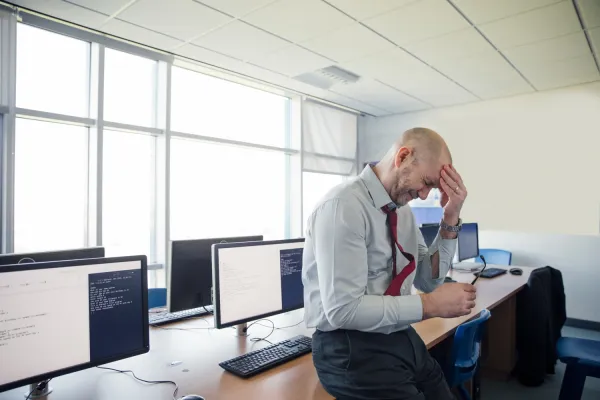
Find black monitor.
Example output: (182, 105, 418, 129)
(420, 225, 439, 248)
(0, 247, 105, 266)
(458, 222, 479, 261)
(212, 238, 304, 329)
(168, 236, 263, 313)
(0, 255, 149, 394)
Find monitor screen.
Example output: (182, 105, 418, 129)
(0, 247, 105, 266)
(458, 223, 479, 261)
(168, 235, 263, 313)
(420, 225, 439, 248)
(0, 256, 149, 392)
(212, 239, 304, 329)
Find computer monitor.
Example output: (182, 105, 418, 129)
(168, 235, 263, 313)
(0, 255, 149, 393)
(420, 225, 439, 248)
(212, 238, 304, 329)
(458, 222, 479, 261)
(0, 247, 105, 266)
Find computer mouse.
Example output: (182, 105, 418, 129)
(509, 268, 523, 276)
(179, 395, 205, 400)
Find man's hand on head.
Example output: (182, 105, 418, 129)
(439, 165, 467, 238)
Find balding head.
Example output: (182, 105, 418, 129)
(374, 127, 452, 206)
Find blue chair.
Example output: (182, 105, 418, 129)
(556, 337, 600, 400)
(476, 249, 512, 265)
(445, 309, 492, 400)
(148, 288, 167, 309)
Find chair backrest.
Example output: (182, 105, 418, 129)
(148, 288, 167, 309)
(448, 309, 492, 386)
(477, 248, 512, 265)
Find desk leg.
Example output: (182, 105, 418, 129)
(482, 295, 517, 380)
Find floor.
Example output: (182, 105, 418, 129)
(481, 326, 600, 400)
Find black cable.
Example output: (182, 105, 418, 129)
(203, 306, 213, 315)
(97, 366, 180, 400)
(244, 319, 276, 344)
(25, 379, 52, 400)
(254, 318, 304, 330)
(471, 255, 488, 285)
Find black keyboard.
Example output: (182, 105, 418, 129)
(149, 306, 212, 326)
(220, 335, 312, 378)
(474, 267, 507, 279)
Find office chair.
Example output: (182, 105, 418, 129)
(556, 337, 600, 400)
(476, 249, 512, 265)
(148, 288, 167, 309)
(445, 309, 491, 400)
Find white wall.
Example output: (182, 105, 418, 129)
(360, 82, 600, 322)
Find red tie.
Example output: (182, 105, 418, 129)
(381, 204, 416, 296)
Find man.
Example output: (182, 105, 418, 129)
(302, 127, 476, 400)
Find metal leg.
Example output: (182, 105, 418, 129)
(559, 364, 586, 400)
(24, 382, 53, 399)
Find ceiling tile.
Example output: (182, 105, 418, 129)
(363, 0, 470, 46)
(321, 92, 392, 116)
(193, 21, 290, 61)
(243, 0, 355, 43)
(435, 49, 535, 99)
(577, 0, 600, 29)
(250, 45, 334, 77)
(478, 2, 581, 49)
(117, 0, 232, 41)
(325, 0, 418, 21)
(331, 78, 430, 113)
(503, 32, 591, 69)
(198, 0, 277, 17)
(300, 23, 395, 63)
(521, 53, 600, 90)
(591, 27, 600, 54)
(101, 19, 184, 49)
(12, 0, 108, 28)
(67, 0, 131, 15)
(405, 28, 494, 65)
(450, 0, 561, 25)
(176, 43, 248, 71)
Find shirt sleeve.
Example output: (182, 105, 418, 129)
(311, 197, 424, 331)
(414, 228, 457, 293)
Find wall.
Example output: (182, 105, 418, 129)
(360, 82, 600, 322)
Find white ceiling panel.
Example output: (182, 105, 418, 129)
(435, 49, 534, 99)
(250, 45, 334, 77)
(591, 27, 600, 55)
(405, 28, 494, 66)
(478, 2, 581, 49)
(300, 23, 395, 63)
(450, 0, 561, 25)
(198, 0, 278, 17)
(321, 92, 391, 116)
(332, 78, 430, 113)
(324, 0, 418, 21)
(176, 43, 248, 71)
(577, 0, 600, 29)
(503, 32, 591, 69)
(523, 53, 600, 90)
(242, 0, 355, 43)
(12, 0, 108, 28)
(101, 19, 184, 49)
(67, 0, 131, 16)
(193, 21, 290, 61)
(116, 0, 232, 41)
(363, 0, 470, 46)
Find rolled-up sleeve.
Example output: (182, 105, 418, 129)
(414, 231, 457, 293)
(312, 198, 424, 331)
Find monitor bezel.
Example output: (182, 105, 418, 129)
(0, 246, 106, 266)
(0, 255, 149, 393)
(212, 238, 305, 329)
(458, 222, 479, 261)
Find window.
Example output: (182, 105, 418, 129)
(410, 189, 443, 226)
(17, 24, 90, 117)
(171, 67, 289, 148)
(170, 138, 286, 241)
(104, 48, 157, 127)
(103, 130, 155, 259)
(302, 172, 346, 223)
(14, 119, 88, 252)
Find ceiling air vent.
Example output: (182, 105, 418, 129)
(293, 66, 361, 90)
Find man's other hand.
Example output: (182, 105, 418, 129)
(420, 282, 476, 319)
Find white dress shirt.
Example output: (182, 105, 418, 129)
(302, 165, 457, 334)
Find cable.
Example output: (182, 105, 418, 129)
(97, 366, 180, 400)
(254, 318, 304, 330)
(203, 306, 213, 315)
(244, 319, 276, 344)
(25, 379, 52, 400)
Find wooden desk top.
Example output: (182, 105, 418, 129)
(0, 266, 534, 400)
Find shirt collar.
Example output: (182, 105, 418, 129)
(359, 165, 396, 212)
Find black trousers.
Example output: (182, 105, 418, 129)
(312, 327, 455, 400)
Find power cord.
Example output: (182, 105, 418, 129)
(25, 379, 52, 400)
(97, 366, 181, 400)
(243, 319, 276, 344)
(203, 306, 213, 315)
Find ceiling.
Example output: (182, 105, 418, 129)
(9, 0, 600, 116)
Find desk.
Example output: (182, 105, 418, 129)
(0, 266, 533, 400)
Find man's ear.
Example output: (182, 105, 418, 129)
(394, 147, 411, 168)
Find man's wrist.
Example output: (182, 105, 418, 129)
(420, 293, 434, 319)
(440, 214, 460, 239)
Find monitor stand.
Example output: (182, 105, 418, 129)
(24, 382, 53, 399)
(235, 322, 248, 337)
